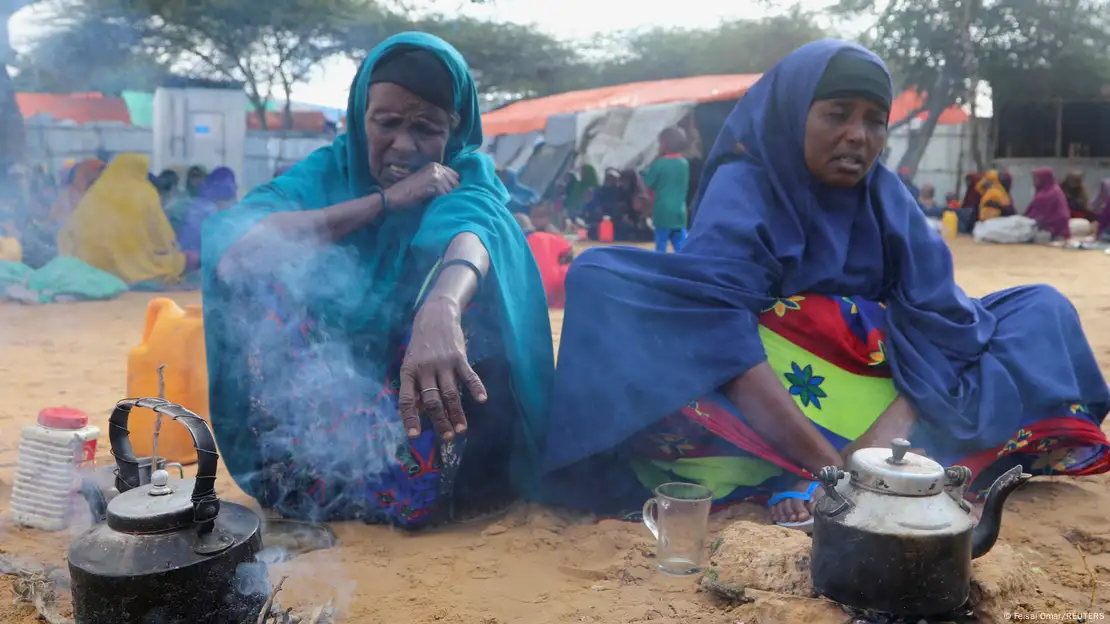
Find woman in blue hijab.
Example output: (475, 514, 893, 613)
(201, 33, 553, 527)
(543, 40, 1110, 528)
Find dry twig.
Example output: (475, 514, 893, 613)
(254, 575, 338, 624)
(1072, 543, 1099, 612)
(4, 561, 73, 624)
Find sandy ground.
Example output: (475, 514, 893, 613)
(0, 238, 1108, 623)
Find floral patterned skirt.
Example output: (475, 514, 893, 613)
(630, 293, 1110, 505)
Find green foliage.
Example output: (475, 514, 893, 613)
(589, 6, 829, 87)
(341, 13, 579, 97)
(12, 11, 170, 94)
(832, 0, 1110, 103)
(73, 0, 372, 127)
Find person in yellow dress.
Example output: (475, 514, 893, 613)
(975, 169, 1013, 222)
(58, 153, 185, 286)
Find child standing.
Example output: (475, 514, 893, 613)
(642, 127, 691, 253)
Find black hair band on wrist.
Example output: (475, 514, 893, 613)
(439, 258, 484, 293)
(375, 188, 389, 212)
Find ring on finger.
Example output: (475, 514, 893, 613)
(420, 387, 440, 395)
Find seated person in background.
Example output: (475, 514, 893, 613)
(945, 191, 960, 210)
(541, 39, 1110, 528)
(1094, 178, 1110, 242)
(581, 169, 623, 239)
(200, 33, 552, 527)
(614, 170, 654, 242)
(1061, 171, 1095, 221)
(529, 202, 562, 234)
(1024, 169, 1072, 241)
(917, 183, 944, 219)
(496, 169, 541, 214)
(515, 213, 574, 308)
(179, 167, 238, 272)
(976, 170, 1013, 222)
(57, 153, 185, 286)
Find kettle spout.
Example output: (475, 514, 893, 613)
(971, 465, 1032, 559)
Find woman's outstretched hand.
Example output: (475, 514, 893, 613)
(384, 163, 459, 210)
(398, 298, 488, 440)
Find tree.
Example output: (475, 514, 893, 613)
(340, 12, 580, 97)
(12, 10, 171, 94)
(78, 0, 369, 129)
(588, 6, 829, 87)
(830, 0, 1110, 175)
(1, 0, 36, 169)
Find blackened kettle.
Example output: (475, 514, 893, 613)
(811, 438, 1030, 617)
(68, 398, 267, 623)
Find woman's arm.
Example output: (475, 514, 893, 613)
(722, 362, 844, 474)
(217, 194, 385, 278)
(217, 162, 461, 279)
(398, 232, 491, 440)
(423, 232, 489, 311)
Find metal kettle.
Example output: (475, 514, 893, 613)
(68, 398, 267, 624)
(810, 438, 1031, 617)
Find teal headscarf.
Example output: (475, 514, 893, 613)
(201, 32, 554, 497)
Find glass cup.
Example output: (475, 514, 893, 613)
(642, 482, 713, 575)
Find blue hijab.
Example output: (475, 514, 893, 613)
(544, 39, 1110, 478)
(201, 32, 554, 495)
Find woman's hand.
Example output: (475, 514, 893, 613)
(398, 298, 488, 440)
(384, 163, 459, 211)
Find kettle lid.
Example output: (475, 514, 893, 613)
(106, 470, 196, 534)
(848, 438, 945, 496)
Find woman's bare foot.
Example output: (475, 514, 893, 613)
(769, 479, 821, 524)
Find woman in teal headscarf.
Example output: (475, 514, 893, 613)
(201, 33, 554, 527)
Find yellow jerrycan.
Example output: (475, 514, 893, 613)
(126, 298, 209, 464)
(942, 210, 959, 241)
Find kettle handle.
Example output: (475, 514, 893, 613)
(109, 398, 221, 527)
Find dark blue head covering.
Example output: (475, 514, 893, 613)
(541, 39, 1109, 505)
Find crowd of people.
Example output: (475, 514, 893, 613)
(502, 125, 698, 255)
(0, 154, 240, 291)
(903, 165, 1110, 243)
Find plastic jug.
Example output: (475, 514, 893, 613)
(126, 298, 209, 464)
(942, 210, 959, 241)
(598, 216, 615, 243)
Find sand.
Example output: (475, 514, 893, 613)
(0, 238, 1108, 623)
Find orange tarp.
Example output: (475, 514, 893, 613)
(16, 92, 132, 125)
(482, 74, 761, 137)
(889, 90, 969, 126)
(247, 110, 330, 133)
(482, 75, 969, 137)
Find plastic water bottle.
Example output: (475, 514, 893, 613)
(598, 216, 615, 243)
(10, 407, 101, 531)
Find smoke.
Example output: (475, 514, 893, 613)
(220, 221, 407, 523)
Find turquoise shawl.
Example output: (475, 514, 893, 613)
(201, 32, 554, 497)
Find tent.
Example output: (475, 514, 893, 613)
(480, 74, 970, 201)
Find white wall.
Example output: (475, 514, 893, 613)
(884, 121, 986, 200)
(152, 87, 248, 181)
(22, 118, 330, 194)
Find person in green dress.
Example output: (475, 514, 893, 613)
(641, 127, 691, 252)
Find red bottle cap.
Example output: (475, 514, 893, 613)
(38, 407, 89, 429)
